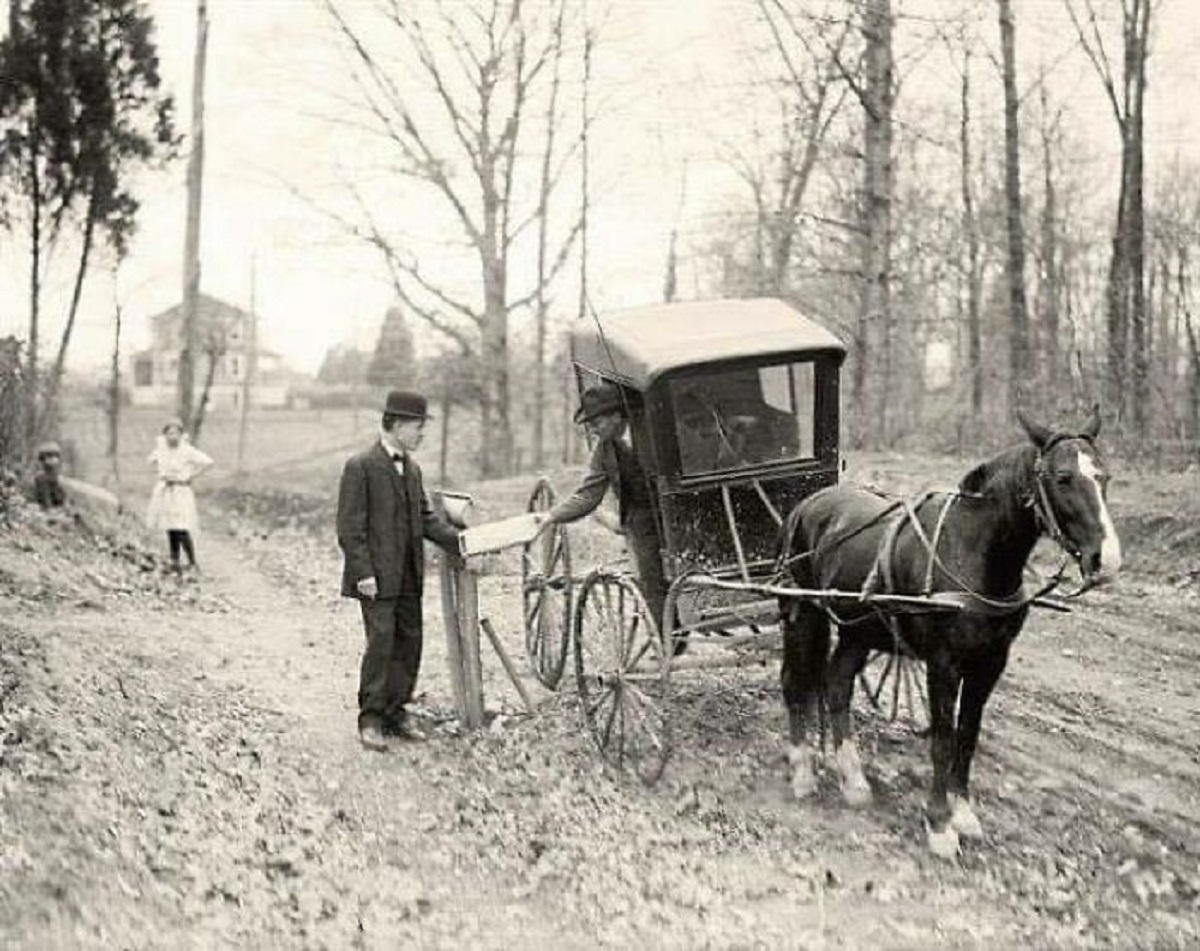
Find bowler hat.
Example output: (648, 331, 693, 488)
(574, 382, 627, 424)
(383, 389, 431, 420)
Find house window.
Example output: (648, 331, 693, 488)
(133, 356, 153, 387)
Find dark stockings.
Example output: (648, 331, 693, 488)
(167, 529, 197, 568)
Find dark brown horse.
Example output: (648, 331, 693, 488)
(776, 411, 1121, 858)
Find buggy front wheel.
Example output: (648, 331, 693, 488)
(522, 478, 572, 689)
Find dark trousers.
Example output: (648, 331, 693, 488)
(358, 595, 423, 730)
(625, 510, 668, 633)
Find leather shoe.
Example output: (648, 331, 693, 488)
(359, 724, 388, 752)
(384, 715, 427, 742)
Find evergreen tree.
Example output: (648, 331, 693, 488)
(0, 0, 178, 447)
(366, 305, 416, 387)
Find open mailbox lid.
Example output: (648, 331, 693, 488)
(458, 513, 543, 557)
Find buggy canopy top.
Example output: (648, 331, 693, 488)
(570, 298, 846, 388)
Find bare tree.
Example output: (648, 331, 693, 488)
(320, 0, 585, 477)
(1065, 0, 1154, 432)
(722, 2, 851, 296)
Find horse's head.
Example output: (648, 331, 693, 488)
(1018, 407, 1122, 585)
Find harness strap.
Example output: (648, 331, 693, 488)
(863, 490, 952, 598)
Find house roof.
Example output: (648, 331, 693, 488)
(150, 292, 254, 329)
(569, 297, 846, 388)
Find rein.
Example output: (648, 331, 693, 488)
(775, 431, 1103, 622)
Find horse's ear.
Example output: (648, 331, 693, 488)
(1081, 403, 1102, 439)
(1016, 411, 1053, 450)
(959, 461, 990, 495)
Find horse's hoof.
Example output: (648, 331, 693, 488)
(926, 824, 960, 860)
(841, 779, 874, 808)
(791, 769, 818, 801)
(787, 746, 817, 801)
(834, 742, 873, 808)
(949, 795, 983, 840)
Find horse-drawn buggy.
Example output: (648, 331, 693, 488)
(508, 296, 1121, 857)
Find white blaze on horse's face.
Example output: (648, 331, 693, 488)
(1076, 448, 1122, 581)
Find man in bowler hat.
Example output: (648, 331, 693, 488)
(535, 382, 669, 641)
(337, 389, 461, 751)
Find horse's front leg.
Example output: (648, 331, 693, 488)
(949, 645, 1010, 842)
(926, 657, 962, 859)
(780, 598, 829, 801)
(827, 636, 873, 807)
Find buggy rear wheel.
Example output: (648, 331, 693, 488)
(858, 649, 929, 732)
(522, 478, 572, 689)
(574, 571, 672, 784)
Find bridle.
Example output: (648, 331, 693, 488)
(1028, 432, 1101, 596)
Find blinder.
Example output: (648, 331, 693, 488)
(1027, 431, 1097, 560)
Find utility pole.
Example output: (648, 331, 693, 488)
(177, 0, 209, 431)
(108, 266, 123, 486)
(235, 254, 257, 474)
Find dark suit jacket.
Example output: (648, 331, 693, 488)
(337, 442, 460, 599)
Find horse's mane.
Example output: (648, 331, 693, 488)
(958, 443, 1038, 524)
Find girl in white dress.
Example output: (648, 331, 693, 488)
(146, 418, 214, 573)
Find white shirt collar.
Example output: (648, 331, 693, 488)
(379, 431, 405, 459)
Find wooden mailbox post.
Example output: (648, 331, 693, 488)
(435, 494, 542, 731)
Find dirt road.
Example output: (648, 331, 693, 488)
(1, 458, 1198, 947)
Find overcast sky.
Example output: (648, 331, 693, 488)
(1, 0, 1197, 376)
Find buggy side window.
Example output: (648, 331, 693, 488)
(672, 361, 815, 475)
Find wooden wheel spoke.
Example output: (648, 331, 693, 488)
(913, 666, 929, 712)
(868, 652, 896, 705)
(525, 596, 542, 629)
(601, 686, 621, 748)
(623, 686, 666, 753)
(547, 533, 565, 570)
(587, 683, 617, 719)
(624, 629, 655, 672)
(619, 606, 639, 666)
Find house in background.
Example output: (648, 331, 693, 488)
(129, 293, 299, 409)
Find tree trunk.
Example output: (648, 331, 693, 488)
(998, 0, 1031, 416)
(1105, 166, 1130, 418)
(854, 0, 894, 448)
(960, 48, 983, 417)
(44, 191, 99, 433)
(235, 274, 257, 475)
(480, 241, 510, 478)
(1126, 0, 1151, 437)
(26, 120, 42, 454)
(1037, 85, 1060, 392)
(192, 348, 219, 442)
